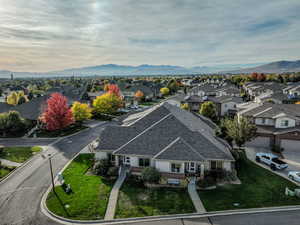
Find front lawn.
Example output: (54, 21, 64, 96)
(0, 166, 16, 179)
(0, 146, 42, 163)
(198, 153, 300, 211)
(115, 178, 195, 218)
(34, 123, 87, 138)
(46, 154, 115, 220)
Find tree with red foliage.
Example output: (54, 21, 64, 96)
(106, 84, 121, 97)
(257, 73, 266, 82)
(251, 72, 258, 81)
(41, 93, 74, 131)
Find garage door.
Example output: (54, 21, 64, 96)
(281, 139, 300, 151)
(246, 137, 270, 148)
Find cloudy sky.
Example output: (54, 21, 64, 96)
(0, 0, 300, 72)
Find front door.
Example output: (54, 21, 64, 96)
(119, 156, 124, 166)
(189, 162, 196, 173)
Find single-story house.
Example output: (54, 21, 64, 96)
(94, 102, 235, 180)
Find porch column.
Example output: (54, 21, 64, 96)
(115, 155, 119, 166)
(200, 164, 205, 179)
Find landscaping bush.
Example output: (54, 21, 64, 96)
(107, 167, 119, 177)
(141, 167, 161, 184)
(206, 169, 227, 180)
(92, 159, 110, 176)
(197, 176, 216, 188)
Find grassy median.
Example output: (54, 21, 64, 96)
(46, 154, 115, 220)
(198, 153, 300, 211)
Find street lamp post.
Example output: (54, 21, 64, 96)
(48, 154, 56, 194)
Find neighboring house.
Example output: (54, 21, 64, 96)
(208, 96, 243, 117)
(87, 91, 105, 103)
(183, 95, 203, 112)
(243, 82, 286, 100)
(0, 95, 48, 121)
(238, 103, 300, 151)
(94, 102, 235, 181)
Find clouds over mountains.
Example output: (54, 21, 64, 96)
(0, 0, 300, 72)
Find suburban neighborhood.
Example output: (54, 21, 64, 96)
(1, 72, 300, 225)
(1, 1, 300, 225)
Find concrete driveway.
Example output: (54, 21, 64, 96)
(245, 147, 300, 185)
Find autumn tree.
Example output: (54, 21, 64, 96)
(104, 84, 121, 97)
(250, 72, 258, 81)
(134, 90, 144, 102)
(224, 116, 257, 148)
(257, 73, 266, 82)
(160, 87, 170, 96)
(41, 93, 74, 131)
(180, 103, 189, 110)
(7, 91, 28, 106)
(199, 101, 217, 120)
(92, 93, 123, 115)
(71, 101, 92, 122)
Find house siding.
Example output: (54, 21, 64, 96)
(95, 152, 108, 160)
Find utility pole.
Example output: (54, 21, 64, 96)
(48, 154, 56, 194)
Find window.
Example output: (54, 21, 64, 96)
(139, 158, 150, 167)
(280, 120, 289, 127)
(108, 153, 115, 163)
(124, 156, 130, 165)
(261, 118, 266, 124)
(216, 161, 223, 169)
(210, 161, 217, 170)
(171, 163, 181, 173)
(211, 161, 223, 170)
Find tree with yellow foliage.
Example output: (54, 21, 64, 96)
(7, 91, 28, 106)
(71, 101, 92, 122)
(92, 93, 123, 115)
(180, 103, 189, 110)
(160, 87, 170, 96)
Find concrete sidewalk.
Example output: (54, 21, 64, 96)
(188, 177, 206, 213)
(0, 158, 22, 167)
(104, 167, 127, 220)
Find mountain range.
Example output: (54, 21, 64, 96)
(0, 60, 299, 78)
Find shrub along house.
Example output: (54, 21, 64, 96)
(94, 102, 235, 183)
(239, 103, 300, 151)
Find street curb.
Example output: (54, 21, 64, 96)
(0, 146, 48, 185)
(41, 196, 300, 225)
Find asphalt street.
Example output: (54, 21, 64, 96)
(0, 122, 108, 225)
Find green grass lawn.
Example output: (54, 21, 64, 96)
(115, 179, 195, 218)
(46, 154, 115, 220)
(35, 123, 87, 137)
(0, 166, 16, 179)
(0, 146, 42, 163)
(198, 153, 300, 211)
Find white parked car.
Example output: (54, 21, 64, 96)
(255, 153, 288, 171)
(288, 171, 300, 183)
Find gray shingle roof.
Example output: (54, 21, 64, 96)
(97, 102, 234, 161)
(154, 137, 204, 161)
(241, 103, 300, 118)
